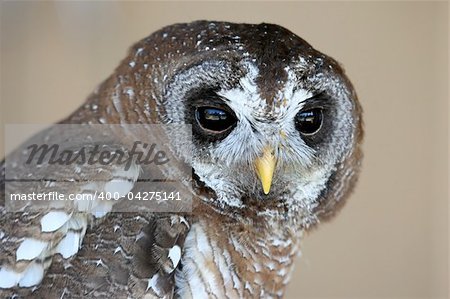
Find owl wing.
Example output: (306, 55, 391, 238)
(0, 145, 139, 291)
(1, 206, 190, 298)
(0, 213, 190, 299)
(0, 126, 191, 298)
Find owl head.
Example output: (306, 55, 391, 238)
(78, 21, 363, 228)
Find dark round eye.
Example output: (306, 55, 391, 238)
(295, 108, 323, 135)
(195, 106, 237, 133)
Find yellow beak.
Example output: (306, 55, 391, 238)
(254, 146, 277, 194)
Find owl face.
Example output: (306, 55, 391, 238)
(121, 22, 362, 225)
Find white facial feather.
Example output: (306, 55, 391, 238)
(217, 66, 315, 166)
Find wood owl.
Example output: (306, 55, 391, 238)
(0, 21, 363, 298)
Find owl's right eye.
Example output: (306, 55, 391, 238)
(195, 106, 237, 133)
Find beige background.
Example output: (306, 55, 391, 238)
(1, 1, 448, 298)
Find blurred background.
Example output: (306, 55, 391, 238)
(1, 1, 448, 298)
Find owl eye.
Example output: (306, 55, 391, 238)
(295, 108, 323, 135)
(195, 106, 237, 133)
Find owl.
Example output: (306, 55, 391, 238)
(0, 21, 363, 298)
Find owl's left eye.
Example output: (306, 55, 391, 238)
(195, 107, 237, 133)
(295, 108, 323, 135)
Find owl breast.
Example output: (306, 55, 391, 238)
(175, 220, 301, 298)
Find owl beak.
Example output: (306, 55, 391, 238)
(254, 146, 277, 194)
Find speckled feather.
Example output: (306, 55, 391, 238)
(0, 21, 363, 298)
